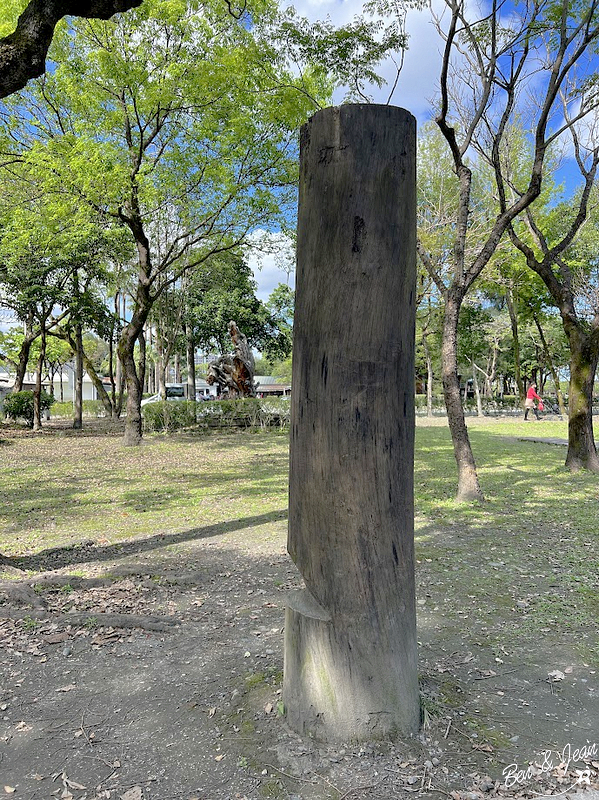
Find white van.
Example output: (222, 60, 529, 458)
(141, 384, 187, 407)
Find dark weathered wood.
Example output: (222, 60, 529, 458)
(206, 321, 256, 398)
(284, 104, 419, 741)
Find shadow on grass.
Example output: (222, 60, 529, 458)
(5, 509, 288, 572)
(1, 450, 290, 534)
(415, 425, 583, 520)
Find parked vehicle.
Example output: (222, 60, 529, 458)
(141, 384, 187, 407)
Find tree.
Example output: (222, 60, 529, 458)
(0, 163, 129, 427)
(458, 303, 496, 414)
(509, 188, 599, 468)
(186, 252, 292, 360)
(0, 0, 141, 99)
(0, 245, 75, 429)
(3, 0, 339, 444)
(417, 0, 599, 500)
(266, 283, 294, 333)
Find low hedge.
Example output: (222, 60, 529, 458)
(416, 394, 525, 414)
(50, 399, 108, 418)
(142, 397, 291, 433)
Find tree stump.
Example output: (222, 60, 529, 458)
(284, 104, 419, 741)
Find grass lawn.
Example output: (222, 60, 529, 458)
(1, 418, 597, 655)
(2, 416, 597, 661)
(0, 428, 291, 557)
(415, 417, 599, 654)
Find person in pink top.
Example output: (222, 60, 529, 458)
(524, 382, 542, 420)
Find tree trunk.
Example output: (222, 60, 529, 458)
(156, 336, 166, 399)
(442, 295, 484, 502)
(54, 331, 115, 417)
(118, 298, 150, 446)
(532, 312, 566, 417)
(471, 360, 483, 416)
(32, 326, 46, 431)
(83, 358, 114, 416)
(138, 328, 146, 395)
(506, 288, 524, 405)
(185, 322, 197, 419)
(108, 301, 118, 416)
(285, 104, 419, 741)
(73, 322, 84, 429)
(119, 326, 144, 445)
(14, 313, 36, 393)
(114, 295, 123, 410)
(423, 333, 434, 417)
(119, 168, 160, 443)
(564, 331, 599, 472)
(487, 342, 498, 396)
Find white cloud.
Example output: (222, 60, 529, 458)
(245, 230, 295, 302)
(288, 0, 444, 123)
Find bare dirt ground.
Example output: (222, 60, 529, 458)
(1, 421, 598, 800)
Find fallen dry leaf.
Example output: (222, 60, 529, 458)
(472, 743, 493, 752)
(120, 788, 142, 800)
(215, 754, 225, 762)
(548, 670, 565, 682)
(208, 707, 216, 717)
(64, 777, 86, 790)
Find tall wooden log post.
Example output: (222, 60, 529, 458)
(283, 104, 419, 741)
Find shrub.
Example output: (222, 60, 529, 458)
(141, 397, 292, 433)
(415, 394, 446, 412)
(50, 401, 73, 418)
(82, 400, 106, 417)
(45, 399, 109, 418)
(142, 400, 198, 432)
(195, 397, 291, 430)
(415, 393, 523, 415)
(3, 390, 55, 427)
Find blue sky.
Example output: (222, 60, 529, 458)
(248, 0, 599, 299)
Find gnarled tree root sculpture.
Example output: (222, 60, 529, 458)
(206, 321, 256, 398)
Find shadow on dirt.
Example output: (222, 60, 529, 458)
(5, 509, 288, 572)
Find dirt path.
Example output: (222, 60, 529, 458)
(2, 524, 598, 800)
